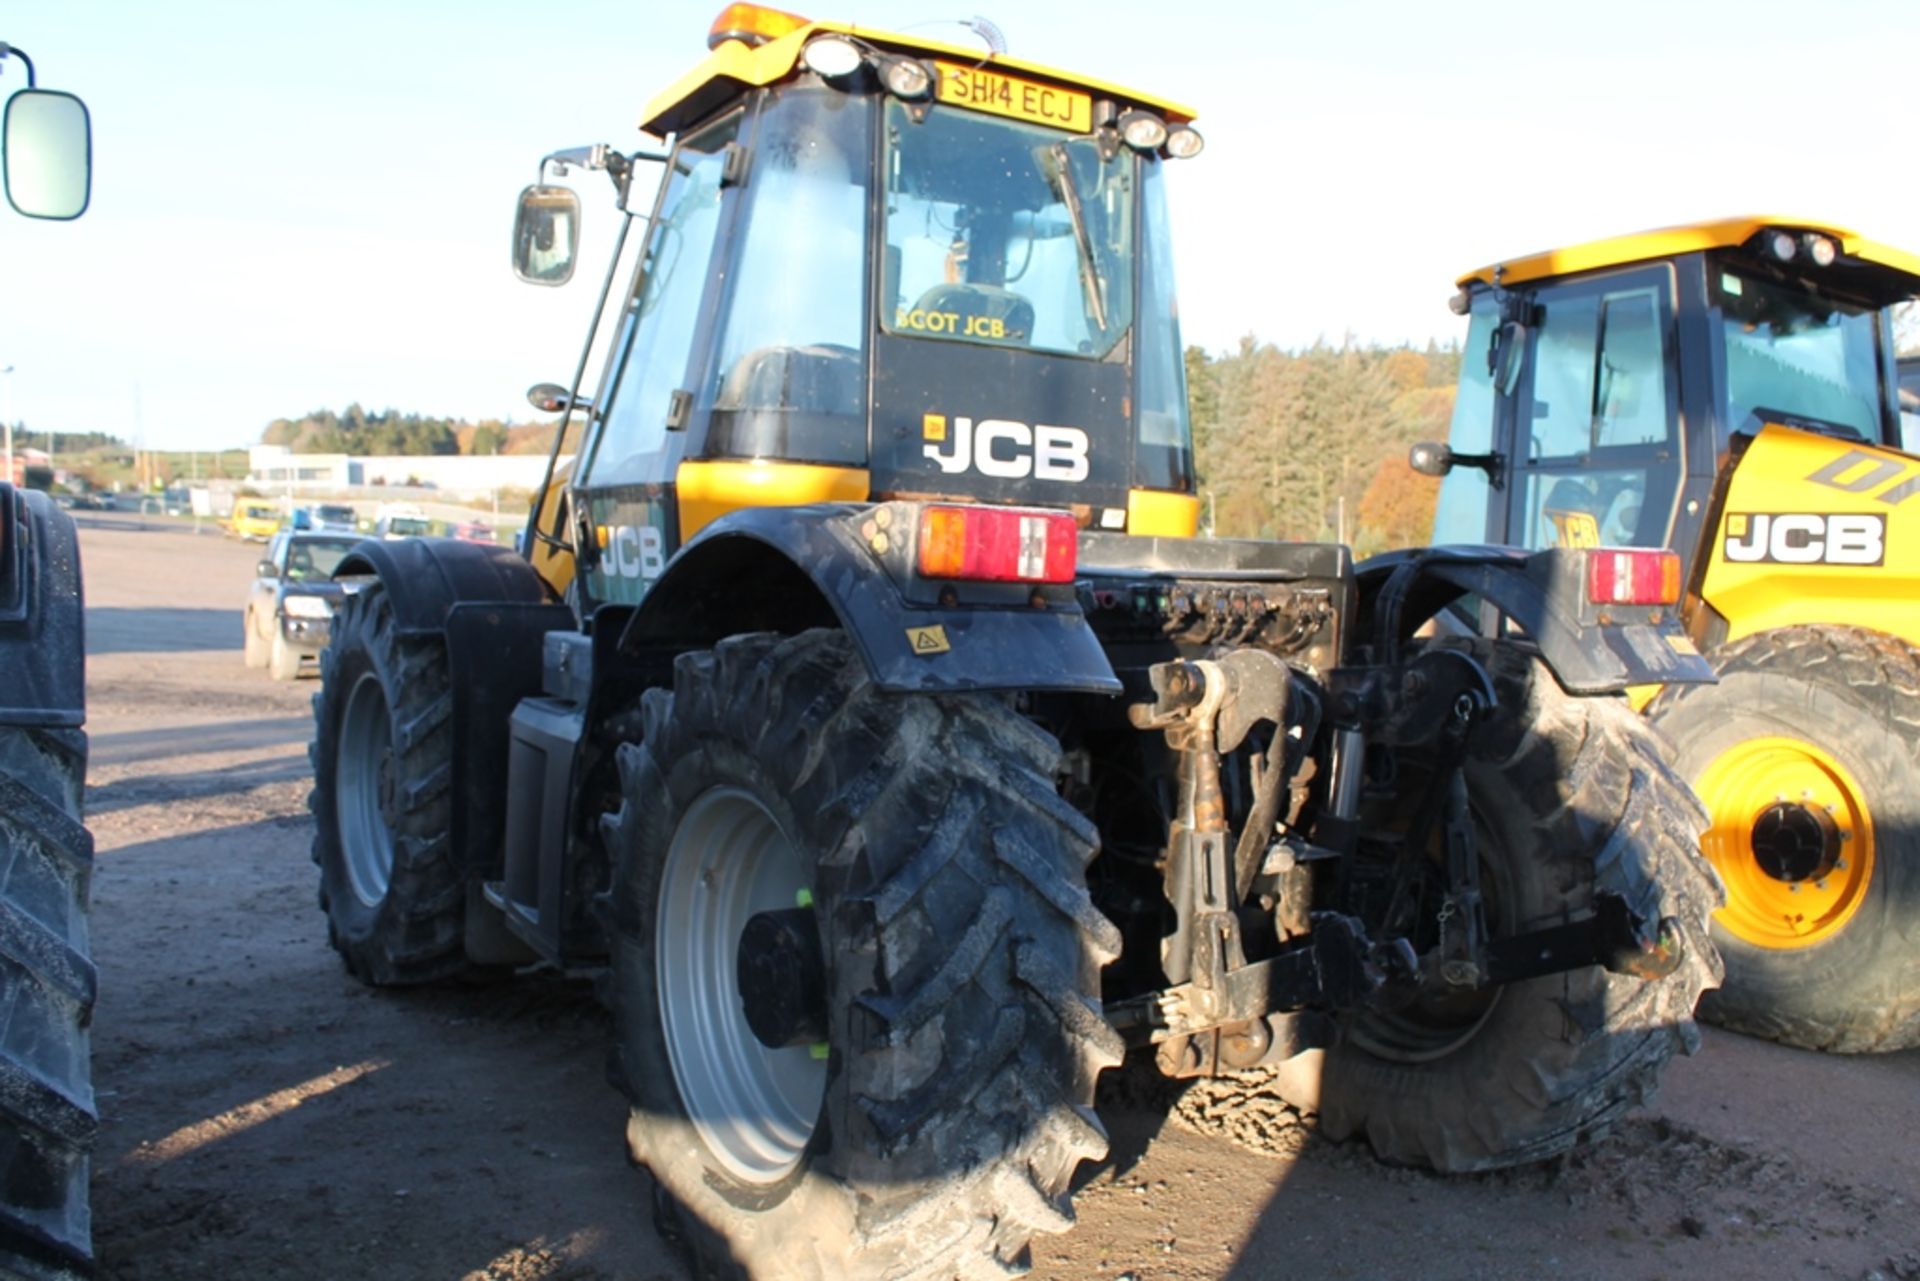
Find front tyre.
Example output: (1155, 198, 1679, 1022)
(602, 631, 1122, 1281)
(267, 629, 301, 681)
(1319, 640, 1722, 1172)
(308, 585, 470, 986)
(243, 607, 267, 669)
(1648, 625, 1920, 1052)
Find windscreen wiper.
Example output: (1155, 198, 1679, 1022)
(1045, 142, 1107, 332)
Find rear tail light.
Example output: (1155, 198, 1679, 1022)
(917, 505, 1077, 584)
(1587, 548, 1681, 606)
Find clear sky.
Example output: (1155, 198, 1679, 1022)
(3, 0, 1916, 451)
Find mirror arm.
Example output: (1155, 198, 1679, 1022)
(1453, 451, 1506, 491)
(0, 44, 38, 88)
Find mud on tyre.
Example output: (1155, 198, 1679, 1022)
(309, 584, 472, 986)
(601, 630, 1123, 1281)
(1649, 624, 1920, 1053)
(0, 726, 95, 1280)
(1316, 639, 1722, 1172)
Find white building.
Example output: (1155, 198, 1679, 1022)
(246, 445, 569, 500)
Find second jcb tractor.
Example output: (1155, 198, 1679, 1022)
(308, 8, 1722, 1278)
(1418, 216, 1920, 1053)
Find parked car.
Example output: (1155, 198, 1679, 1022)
(451, 521, 495, 544)
(242, 532, 361, 680)
(373, 505, 430, 539)
(313, 503, 358, 534)
(229, 500, 282, 542)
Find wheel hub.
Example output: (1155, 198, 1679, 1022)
(1750, 800, 1841, 885)
(736, 907, 827, 1049)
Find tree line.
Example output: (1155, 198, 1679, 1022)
(260, 405, 552, 457)
(1187, 338, 1455, 556)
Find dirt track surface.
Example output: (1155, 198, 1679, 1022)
(78, 513, 1920, 1281)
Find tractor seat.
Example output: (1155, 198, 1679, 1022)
(715, 344, 863, 414)
(902, 284, 1033, 346)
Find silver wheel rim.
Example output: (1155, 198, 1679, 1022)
(658, 786, 828, 1186)
(336, 670, 397, 908)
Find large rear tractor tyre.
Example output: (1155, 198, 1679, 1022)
(602, 630, 1122, 1281)
(1648, 625, 1920, 1053)
(0, 726, 95, 1281)
(1317, 639, 1721, 1172)
(242, 608, 267, 670)
(308, 585, 471, 986)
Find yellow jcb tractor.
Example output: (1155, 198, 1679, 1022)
(1414, 216, 1920, 1053)
(306, 9, 1720, 1278)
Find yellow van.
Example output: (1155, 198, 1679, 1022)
(229, 501, 282, 542)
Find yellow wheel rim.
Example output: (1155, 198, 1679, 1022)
(1693, 736, 1874, 950)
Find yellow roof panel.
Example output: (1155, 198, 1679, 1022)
(1456, 215, 1920, 295)
(642, 16, 1196, 138)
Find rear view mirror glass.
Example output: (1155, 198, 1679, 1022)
(512, 185, 580, 286)
(4, 89, 91, 220)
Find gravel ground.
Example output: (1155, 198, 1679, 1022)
(76, 513, 1920, 1281)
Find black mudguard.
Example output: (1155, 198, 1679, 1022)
(0, 485, 84, 727)
(334, 537, 573, 877)
(1356, 545, 1716, 694)
(621, 503, 1123, 696)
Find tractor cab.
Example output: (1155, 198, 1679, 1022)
(513, 5, 1205, 608)
(1421, 217, 1920, 597)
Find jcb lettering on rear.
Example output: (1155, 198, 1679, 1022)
(922, 414, 1090, 483)
(1723, 512, 1886, 566)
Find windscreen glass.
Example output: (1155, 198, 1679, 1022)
(1717, 268, 1882, 441)
(285, 539, 358, 580)
(881, 100, 1133, 359)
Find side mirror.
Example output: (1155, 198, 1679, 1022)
(512, 185, 580, 286)
(1408, 441, 1453, 478)
(257, 559, 278, 578)
(3, 88, 91, 220)
(526, 382, 592, 415)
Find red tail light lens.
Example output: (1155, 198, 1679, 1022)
(917, 505, 1078, 584)
(1587, 548, 1681, 605)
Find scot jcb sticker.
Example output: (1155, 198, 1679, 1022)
(1722, 512, 1885, 566)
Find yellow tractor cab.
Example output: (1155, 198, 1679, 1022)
(507, 2, 1206, 608)
(1416, 216, 1920, 1053)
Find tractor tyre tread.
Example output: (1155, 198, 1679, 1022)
(604, 629, 1118, 1281)
(1320, 638, 1721, 1173)
(0, 725, 95, 1280)
(308, 585, 470, 986)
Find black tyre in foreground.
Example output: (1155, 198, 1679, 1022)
(1318, 640, 1722, 1172)
(309, 585, 471, 986)
(1649, 625, 1920, 1053)
(602, 630, 1123, 1281)
(0, 726, 94, 1280)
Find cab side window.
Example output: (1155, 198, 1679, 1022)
(1508, 273, 1676, 551)
(585, 116, 741, 488)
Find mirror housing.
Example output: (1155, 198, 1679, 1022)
(257, 559, 278, 578)
(527, 382, 591, 415)
(1408, 441, 1453, 478)
(512, 185, 580, 286)
(3, 88, 90, 220)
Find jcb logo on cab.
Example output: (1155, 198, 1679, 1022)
(1723, 512, 1886, 567)
(601, 524, 666, 580)
(922, 414, 1089, 482)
